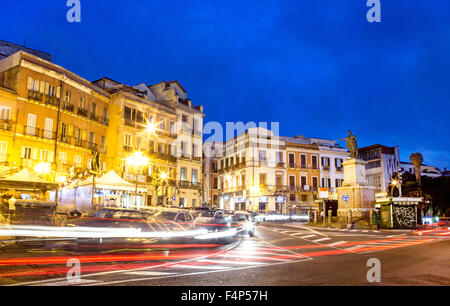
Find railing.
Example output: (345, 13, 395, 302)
(123, 146, 133, 152)
(322, 165, 330, 171)
(300, 163, 307, 169)
(45, 96, 60, 107)
(28, 90, 43, 101)
(336, 166, 343, 172)
(124, 119, 135, 127)
(88, 142, 98, 150)
(288, 163, 296, 168)
(90, 113, 99, 122)
(275, 162, 286, 168)
(77, 108, 88, 117)
(24, 126, 56, 140)
(74, 138, 87, 148)
(63, 103, 74, 112)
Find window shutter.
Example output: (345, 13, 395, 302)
(31, 148, 38, 160)
(27, 77, 33, 90)
(33, 80, 39, 92)
(68, 124, 74, 136)
(21, 146, 26, 159)
(44, 82, 49, 95)
(39, 81, 45, 93)
(48, 151, 54, 162)
(56, 86, 61, 98)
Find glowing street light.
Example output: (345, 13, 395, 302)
(126, 151, 150, 206)
(34, 162, 51, 177)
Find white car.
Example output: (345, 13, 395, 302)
(231, 211, 255, 237)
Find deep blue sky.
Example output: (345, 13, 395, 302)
(2, 1, 450, 168)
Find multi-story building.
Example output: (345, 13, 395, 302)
(217, 127, 288, 213)
(400, 161, 442, 178)
(147, 81, 204, 208)
(202, 141, 222, 207)
(0, 51, 110, 184)
(278, 136, 348, 214)
(358, 144, 400, 193)
(0, 46, 204, 209)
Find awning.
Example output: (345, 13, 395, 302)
(77, 170, 147, 192)
(0, 168, 58, 190)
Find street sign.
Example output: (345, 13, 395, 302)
(319, 188, 329, 199)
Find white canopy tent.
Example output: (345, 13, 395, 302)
(59, 170, 147, 212)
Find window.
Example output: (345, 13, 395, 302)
(59, 151, 67, 163)
(180, 167, 187, 181)
(259, 173, 266, 186)
(64, 90, 71, 104)
(300, 154, 307, 168)
(289, 175, 296, 188)
(90, 103, 97, 116)
(289, 153, 295, 168)
(137, 137, 141, 150)
(321, 157, 330, 168)
(80, 97, 85, 109)
(159, 119, 165, 130)
(301, 176, 307, 189)
(321, 178, 331, 188)
(22, 146, 33, 159)
(40, 149, 53, 162)
(102, 108, 108, 120)
(101, 136, 106, 151)
(301, 195, 308, 202)
(27, 77, 40, 92)
(124, 133, 132, 147)
(276, 151, 283, 163)
(192, 144, 198, 157)
(289, 194, 296, 201)
(149, 140, 155, 153)
(335, 179, 343, 188)
(26, 113, 37, 135)
(276, 175, 282, 187)
(0, 141, 7, 161)
(192, 199, 197, 207)
(89, 132, 95, 145)
(74, 155, 82, 168)
(312, 177, 319, 189)
(192, 169, 198, 183)
(241, 174, 245, 187)
(259, 150, 266, 162)
(213, 177, 218, 189)
(312, 155, 318, 169)
(0, 106, 11, 120)
(169, 121, 175, 134)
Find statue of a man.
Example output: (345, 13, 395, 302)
(340, 130, 358, 158)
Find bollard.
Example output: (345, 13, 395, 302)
(308, 211, 312, 223)
(314, 211, 318, 224)
(328, 209, 332, 226)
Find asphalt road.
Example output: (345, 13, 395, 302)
(0, 222, 448, 286)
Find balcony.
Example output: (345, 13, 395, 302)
(275, 162, 286, 168)
(101, 117, 109, 126)
(336, 166, 343, 172)
(149, 152, 177, 163)
(322, 165, 330, 171)
(88, 142, 98, 150)
(45, 96, 60, 107)
(24, 126, 56, 140)
(90, 113, 99, 122)
(123, 146, 133, 153)
(60, 135, 72, 145)
(0, 119, 12, 131)
(124, 119, 135, 127)
(77, 108, 88, 118)
(63, 103, 74, 112)
(28, 90, 43, 102)
(312, 164, 319, 170)
(300, 163, 307, 169)
(74, 138, 87, 148)
(288, 163, 296, 168)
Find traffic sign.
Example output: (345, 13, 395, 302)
(342, 195, 349, 202)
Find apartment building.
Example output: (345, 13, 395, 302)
(202, 142, 223, 207)
(0, 51, 110, 184)
(147, 81, 204, 208)
(217, 127, 288, 213)
(358, 144, 400, 193)
(0, 47, 204, 209)
(400, 161, 442, 178)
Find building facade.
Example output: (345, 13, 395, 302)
(358, 144, 400, 193)
(0, 49, 204, 210)
(202, 142, 222, 207)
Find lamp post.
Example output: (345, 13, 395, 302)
(126, 151, 150, 207)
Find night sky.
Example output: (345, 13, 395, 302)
(2, 1, 450, 169)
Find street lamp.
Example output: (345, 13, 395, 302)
(34, 162, 51, 178)
(391, 179, 399, 197)
(126, 151, 150, 207)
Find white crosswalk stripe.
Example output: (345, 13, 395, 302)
(125, 271, 177, 276)
(327, 241, 346, 247)
(170, 264, 230, 270)
(299, 235, 317, 239)
(312, 237, 332, 243)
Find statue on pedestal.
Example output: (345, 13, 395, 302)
(339, 130, 358, 159)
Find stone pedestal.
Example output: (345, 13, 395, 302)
(337, 158, 375, 221)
